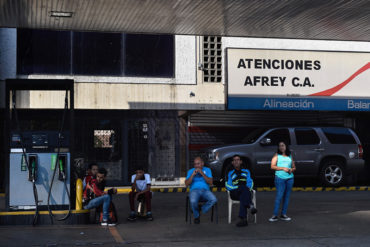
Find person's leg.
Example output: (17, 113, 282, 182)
(84, 195, 111, 221)
(200, 190, 217, 214)
(128, 191, 137, 211)
(189, 190, 201, 218)
(101, 194, 112, 221)
(281, 178, 294, 216)
(230, 189, 240, 201)
(84, 196, 106, 210)
(238, 186, 252, 218)
(273, 177, 286, 216)
(144, 191, 152, 212)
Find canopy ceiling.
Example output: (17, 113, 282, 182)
(0, 0, 369, 41)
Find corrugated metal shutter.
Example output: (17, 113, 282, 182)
(189, 111, 347, 127)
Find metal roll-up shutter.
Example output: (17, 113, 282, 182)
(189, 111, 347, 127)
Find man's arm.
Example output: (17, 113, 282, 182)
(225, 170, 237, 191)
(90, 181, 104, 197)
(131, 175, 137, 192)
(245, 169, 254, 190)
(185, 169, 196, 187)
(198, 169, 213, 185)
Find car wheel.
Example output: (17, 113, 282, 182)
(320, 160, 345, 187)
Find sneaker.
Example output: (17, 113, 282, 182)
(146, 213, 153, 221)
(101, 219, 116, 226)
(236, 219, 248, 227)
(127, 213, 137, 221)
(280, 215, 291, 221)
(269, 215, 278, 222)
(194, 217, 200, 224)
(250, 207, 258, 215)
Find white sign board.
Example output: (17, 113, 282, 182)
(227, 48, 370, 111)
(227, 48, 370, 97)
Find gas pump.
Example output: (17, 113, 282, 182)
(9, 132, 71, 209)
(5, 79, 74, 225)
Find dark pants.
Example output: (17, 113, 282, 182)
(230, 186, 252, 219)
(129, 191, 152, 211)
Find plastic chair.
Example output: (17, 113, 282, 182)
(227, 189, 257, 224)
(137, 196, 147, 217)
(185, 195, 218, 224)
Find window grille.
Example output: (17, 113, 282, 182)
(203, 36, 222, 83)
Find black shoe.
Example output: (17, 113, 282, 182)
(269, 215, 278, 222)
(236, 219, 248, 227)
(101, 219, 116, 226)
(280, 215, 292, 221)
(250, 207, 258, 215)
(146, 213, 153, 221)
(194, 217, 200, 224)
(127, 213, 137, 221)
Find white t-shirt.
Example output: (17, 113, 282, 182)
(131, 174, 151, 192)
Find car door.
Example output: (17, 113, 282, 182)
(253, 128, 292, 177)
(292, 127, 322, 175)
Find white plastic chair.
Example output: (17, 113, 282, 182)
(227, 189, 257, 224)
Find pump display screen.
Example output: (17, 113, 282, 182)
(32, 134, 49, 148)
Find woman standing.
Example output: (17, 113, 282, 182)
(269, 141, 296, 222)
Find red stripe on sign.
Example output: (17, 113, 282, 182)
(309, 62, 370, 96)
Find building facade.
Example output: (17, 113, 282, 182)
(1, 28, 370, 187)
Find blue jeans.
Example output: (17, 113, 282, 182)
(84, 194, 112, 221)
(189, 189, 217, 219)
(273, 177, 294, 216)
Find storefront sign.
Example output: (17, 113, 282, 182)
(227, 48, 370, 111)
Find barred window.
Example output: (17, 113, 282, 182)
(203, 36, 222, 83)
(94, 130, 115, 148)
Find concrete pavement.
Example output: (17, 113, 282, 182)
(1, 191, 370, 246)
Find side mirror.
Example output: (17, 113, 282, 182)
(260, 137, 272, 146)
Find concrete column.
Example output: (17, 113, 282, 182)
(0, 28, 17, 108)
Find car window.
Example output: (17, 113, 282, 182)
(242, 128, 267, 144)
(295, 128, 320, 145)
(264, 129, 290, 146)
(322, 128, 356, 144)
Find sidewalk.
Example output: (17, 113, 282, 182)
(1, 190, 370, 246)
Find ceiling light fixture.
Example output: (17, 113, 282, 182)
(50, 11, 73, 18)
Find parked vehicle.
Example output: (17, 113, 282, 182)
(201, 127, 364, 187)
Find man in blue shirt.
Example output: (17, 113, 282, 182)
(185, 157, 217, 224)
(226, 154, 257, 227)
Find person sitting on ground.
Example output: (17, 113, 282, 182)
(226, 154, 257, 227)
(127, 167, 153, 221)
(84, 167, 117, 226)
(83, 163, 99, 190)
(185, 156, 217, 224)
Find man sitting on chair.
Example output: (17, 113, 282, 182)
(226, 154, 257, 227)
(185, 156, 217, 224)
(127, 167, 153, 221)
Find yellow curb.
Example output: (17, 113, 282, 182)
(0, 209, 90, 216)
